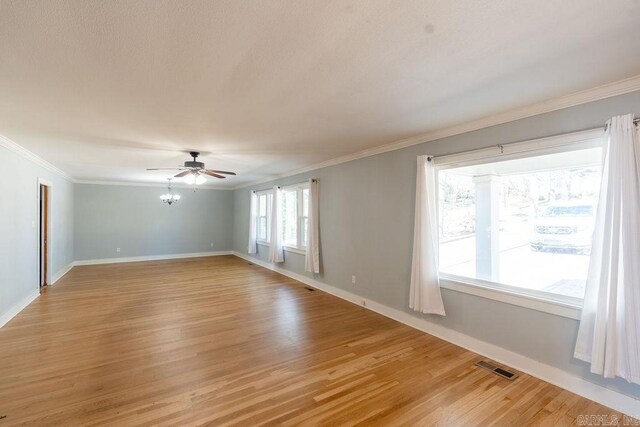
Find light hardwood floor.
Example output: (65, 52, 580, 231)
(0, 256, 624, 425)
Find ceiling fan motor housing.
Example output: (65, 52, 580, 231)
(184, 160, 205, 169)
(184, 151, 204, 169)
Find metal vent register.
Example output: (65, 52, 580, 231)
(475, 360, 518, 380)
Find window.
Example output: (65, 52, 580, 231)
(254, 183, 309, 250)
(437, 143, 602, 304)
(256, 191, 271, 243)
(282, 188, 297, 247)
(282, 183, 309, 250)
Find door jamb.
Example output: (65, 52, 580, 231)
(37, 178, 52, 291)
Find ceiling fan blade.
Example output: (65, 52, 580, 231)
(146, 167, 186, 171)
(174, 170, 192, 178)
(206, 169, 236, 176)
(203, 171, 226, 179)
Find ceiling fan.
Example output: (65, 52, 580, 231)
(147, 151, 236, 185)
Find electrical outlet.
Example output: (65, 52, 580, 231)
(116, 247, 121, 253)
(351, 275, 356, 285)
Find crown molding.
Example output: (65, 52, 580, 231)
(234, 74, 640, 190)
(0, 133, 232, 189)
(3, 75, 640, 190)
(0, 134, 75, 182)
(74, 179, 232, 190)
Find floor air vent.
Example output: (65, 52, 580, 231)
(475, 360, 518, 380)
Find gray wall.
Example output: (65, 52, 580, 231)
(0, 145, 74, 319)
(3, 90, 639, 400)
(233, 90, 640, 399)
(74, 184, 233, 260)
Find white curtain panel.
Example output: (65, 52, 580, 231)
(268, 186, 285, 263)
(409, 155, 446, 315)
(248, 191, 258, 254)
(574, 114, 640, 384)
(305, 178, 320, 274)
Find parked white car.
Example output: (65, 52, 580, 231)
(530, 203, 595, 255)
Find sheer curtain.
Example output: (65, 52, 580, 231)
(248, 191, 258, 254)
(574, 114, 640, 384)
(409, 155, 446, 315)
(268, 186, 284, 263)
(305, 179, 320, 274)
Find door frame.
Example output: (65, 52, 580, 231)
(37, 178, 52, 291)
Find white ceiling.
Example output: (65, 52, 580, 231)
(1, 0, 640, 188)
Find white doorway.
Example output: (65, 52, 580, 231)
(38, 179, 52, 290)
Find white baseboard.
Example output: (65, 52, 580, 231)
(52, 262, 74, 284)
(0, 252, 232, 329)
(231, 251, 639, 416)
(74, 251, 233, 266)
(0, 290, 40, 329)
(1, 263, 73, 329)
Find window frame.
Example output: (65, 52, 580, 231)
(432, 128, 605, 319)
(281, 182, 310, 253)
(254, 183, 310, 254)
(255, 189, 272, 245)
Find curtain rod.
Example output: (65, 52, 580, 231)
(253, 180, 316, 191)
(427, 119, 638, 162)
(604, 117, 639, 131)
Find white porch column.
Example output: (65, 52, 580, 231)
(473, 175, 500, 281)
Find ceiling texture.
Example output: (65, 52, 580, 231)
(1, 0, 640, 188)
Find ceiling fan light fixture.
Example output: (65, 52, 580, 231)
(182, 171, 206, 185)
(184, 173, 196, 185)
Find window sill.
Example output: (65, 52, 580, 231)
(283, 245, 306, 255)
(256, 242, 306, 255)
(439, 273, 583, 320)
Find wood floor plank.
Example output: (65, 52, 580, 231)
(0, 255, 626, 425)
